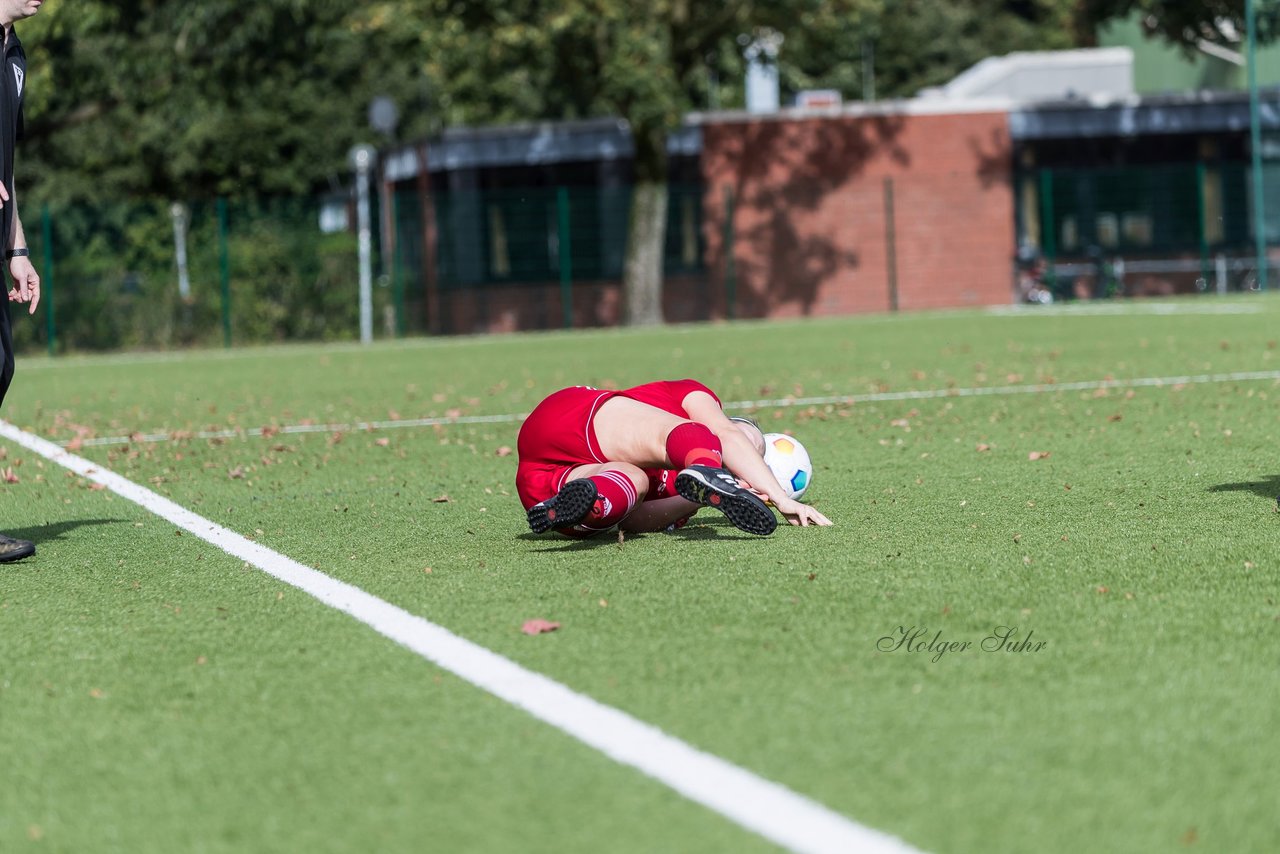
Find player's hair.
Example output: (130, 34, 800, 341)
(729, 416, 761, 431)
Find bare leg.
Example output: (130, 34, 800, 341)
(590, 397, 689, 467)
(619, 496, 701, 533)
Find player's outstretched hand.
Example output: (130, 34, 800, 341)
(772, 496, 832, 527)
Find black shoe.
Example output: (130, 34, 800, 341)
(675, 465, 777, 536)
(527, 479, 599, 534)
(0, 534, 35, 562)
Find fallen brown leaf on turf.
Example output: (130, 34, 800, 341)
(375, 438, 390, 447)
(1, 467, 18, 484)
(976, 443, 992, 452)
(1028, 451, 1050, 461)
(495, 446, 512, 457)
(228, 466, 245, 479)
(521, 619, 560, 635)
(432, 494, 453, 503)
(66, 436, 83, 452)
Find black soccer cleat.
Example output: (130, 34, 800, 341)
(527, 478, 599, 534)
(0, 533, 35, 563)
(675, 465, 777, 536)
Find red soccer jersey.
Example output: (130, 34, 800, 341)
(615, 378, 720, 415)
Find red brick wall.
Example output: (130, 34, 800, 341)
(437, 274, 710, 334)
(700, 110, 1015, 318)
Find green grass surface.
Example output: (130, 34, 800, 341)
(2, 297, 1279, 853)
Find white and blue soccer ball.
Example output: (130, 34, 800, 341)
(762, 432, 813, 501)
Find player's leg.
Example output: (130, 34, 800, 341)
(619, 496, 700, 533)
(592, 396, 724, 469)
(526, 462, 648, 536)
(592, 398, 776, 536)
(613, 467, 695, 533)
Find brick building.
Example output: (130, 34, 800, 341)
(379, 83, 1280, 333)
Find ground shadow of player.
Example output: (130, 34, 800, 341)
(2, 518, 123, 545)
(515, 532, 623, 551)
(516, 517, 767, 549)
(1207, 475, 1280, 502)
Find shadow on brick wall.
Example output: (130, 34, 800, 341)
(705, 114, 909, 317)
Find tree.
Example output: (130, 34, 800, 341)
(406, 0, 882, 325)
(1073, 1, 1280, 48)
(21, 0, 435, 205)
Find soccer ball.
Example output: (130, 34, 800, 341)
(762, 432, 813, 501)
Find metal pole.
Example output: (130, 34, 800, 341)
(352, 145, 376, 344)
(40, 204, 53, 356)
(1248, 0, 1268, 290)
(862, 39, 875, 102)
(171, 203, 191, 301)
(217, 198, 231, 348)
(557, 187, 573, 329)
(722, 186, 736, 319)
(1195, 161, 1210, 289)
(391, 190, 405, 337)
(1039, 168, 1057, 294)
(884, 177, 899, 311)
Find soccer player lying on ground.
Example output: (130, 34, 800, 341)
(516, 379, 832, 537)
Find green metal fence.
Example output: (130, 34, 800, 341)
(13, 196, 394, 354)
(11, 184, 712, 353)
(387, 183, 706, 336)
(1019, 161, 1276, 299)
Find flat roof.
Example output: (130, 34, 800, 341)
(1009, 86, 1280, 139)
(384, 118, 701, 182)
(381, 87, 1280, 180)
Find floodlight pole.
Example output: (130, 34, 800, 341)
(351, 144, 377, 344)
(171, 202, 191, 301)
(1248, 0, 1267, 290)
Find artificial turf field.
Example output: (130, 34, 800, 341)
(1, 295, 1278, 853)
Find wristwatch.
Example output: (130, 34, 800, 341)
(5, 248, 28, 259)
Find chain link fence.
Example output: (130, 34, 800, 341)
(1017, 161, 1278, 302)
(13, 184, 707, 353)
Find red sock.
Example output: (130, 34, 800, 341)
(644, 467, 682, 499)
(665, 422, 723, 469)
(573, 471, 641, 533)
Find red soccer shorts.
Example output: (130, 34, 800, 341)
(516, 386, 617, 509)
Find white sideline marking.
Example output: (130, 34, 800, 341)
(0, 420, 924, 854)
(68, 368, 1280, 448)
(985, 302, 1262, 316)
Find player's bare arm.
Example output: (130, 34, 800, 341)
(681, 391, 832, 527)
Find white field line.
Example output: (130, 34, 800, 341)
(68, 368, 1280, 449)
(985, 302, 1262, 316)
(0, 420, 924, 854)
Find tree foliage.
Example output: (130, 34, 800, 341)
(19, 0, 1267, 208)
(1076, 1, 1280, 48)
(21, 0, 434, 205)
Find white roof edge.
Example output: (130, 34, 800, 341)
(941, 46, 1133, 98)
(687, 96, 1015, 126)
